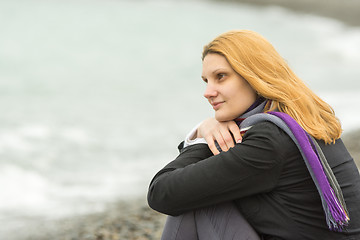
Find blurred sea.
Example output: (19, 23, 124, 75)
(0, 0, 359, 237)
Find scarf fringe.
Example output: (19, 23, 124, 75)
(310, 136, 350, 231)
(323, 189, 350, 231)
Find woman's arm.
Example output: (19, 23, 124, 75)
(147, 122, 286, 216)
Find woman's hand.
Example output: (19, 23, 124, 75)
(196, 118, 242, 155)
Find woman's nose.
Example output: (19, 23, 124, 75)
(203, 83, 217, 99)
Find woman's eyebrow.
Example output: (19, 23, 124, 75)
(212, 68, 228, 74)
(202, 67, 227, 78)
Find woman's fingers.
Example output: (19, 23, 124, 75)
(216, 125, 234, 151)
(197, 118, 241, 155)
(228, 121, 242, 144)
(204, 134, 220, 155)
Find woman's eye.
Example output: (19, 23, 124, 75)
(218, 73, 225, 80)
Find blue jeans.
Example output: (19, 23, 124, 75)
(161, 202, 261, 240)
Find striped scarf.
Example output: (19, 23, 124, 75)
(228, 98, 349, 231)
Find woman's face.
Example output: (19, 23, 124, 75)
(202, 53, 257, 121)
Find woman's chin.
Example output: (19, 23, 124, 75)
(215, 113, 233, 122)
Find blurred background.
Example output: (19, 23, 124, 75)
(0, 0, 359, 238)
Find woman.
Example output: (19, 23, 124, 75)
(147, 30, 360, 239)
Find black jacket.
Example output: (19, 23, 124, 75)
(148, 122, 360, 239)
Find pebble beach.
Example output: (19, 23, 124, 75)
(14, 1, 360, 239)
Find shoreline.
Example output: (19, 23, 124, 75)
(213, 0, 360, 27)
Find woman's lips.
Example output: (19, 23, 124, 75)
(211, 101, 224, 110)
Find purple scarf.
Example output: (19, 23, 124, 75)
(267, 111, 349, 231)
(227, 100, 350, 231)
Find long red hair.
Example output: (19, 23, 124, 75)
(202, 30, 341, 144)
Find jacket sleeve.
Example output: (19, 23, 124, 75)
(147, 122, 287, 216)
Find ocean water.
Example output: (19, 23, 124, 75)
(0, 0, 359, 237)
